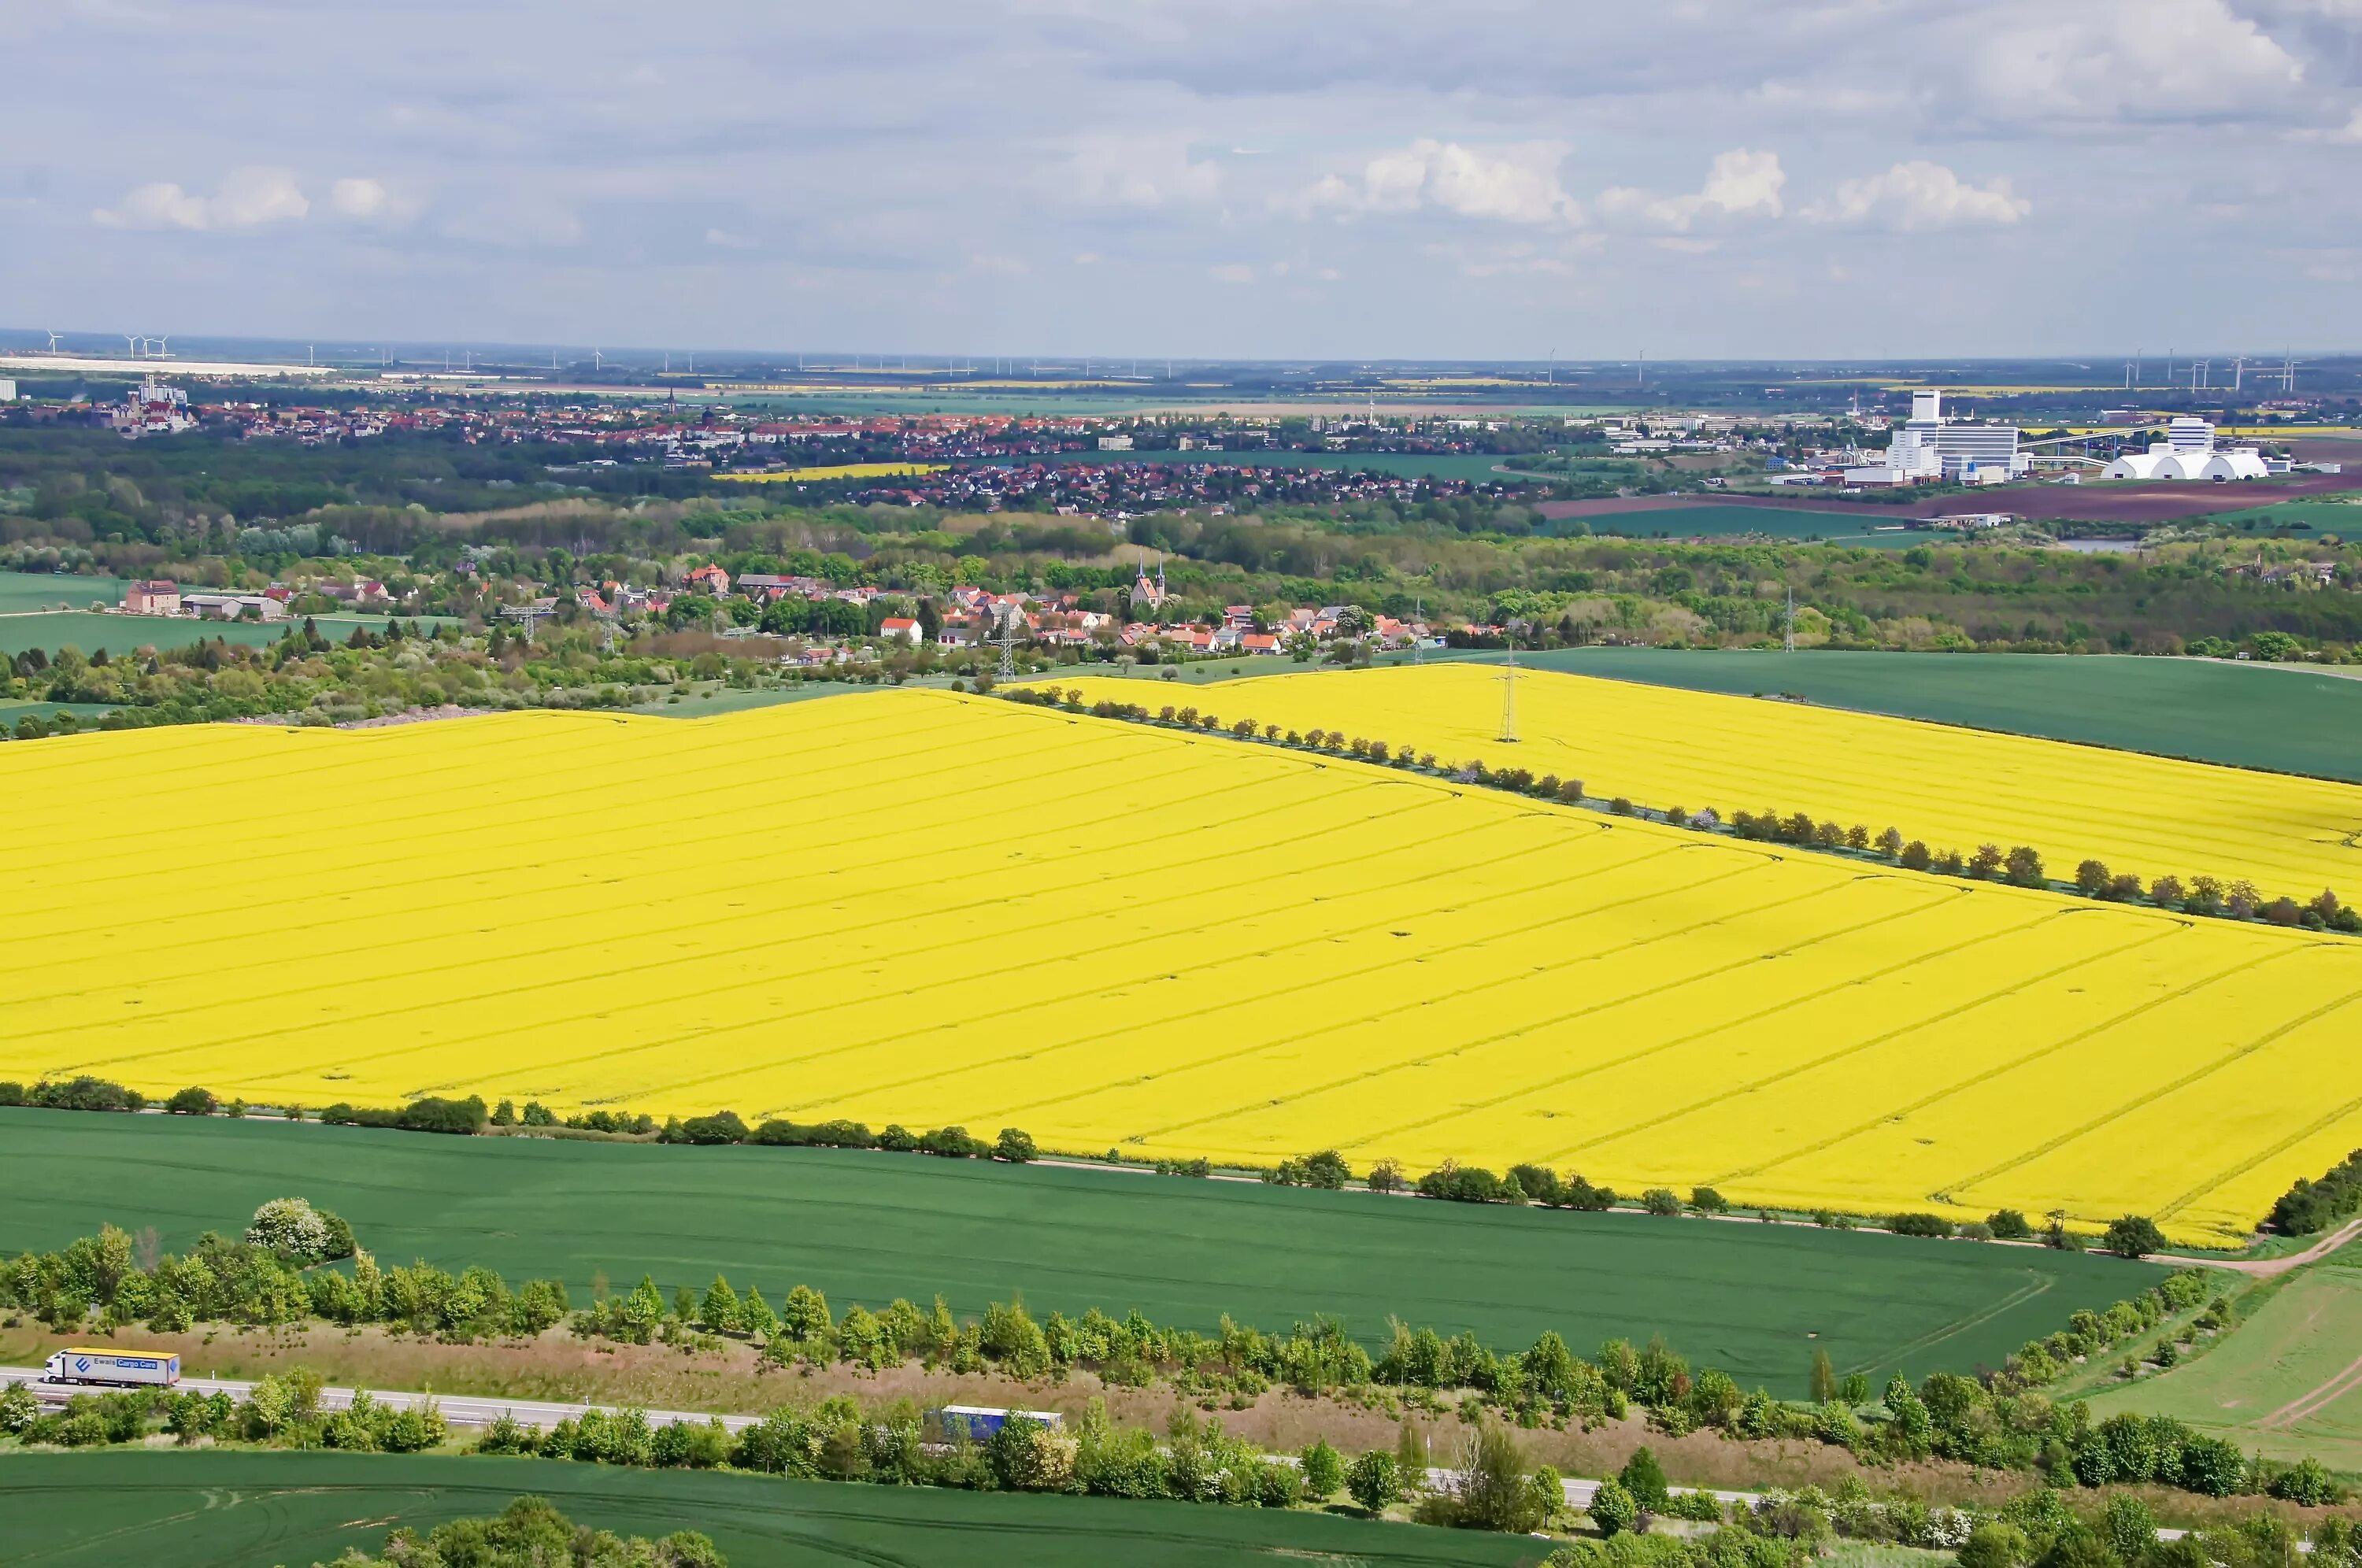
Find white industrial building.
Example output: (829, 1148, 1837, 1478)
(2101, 417, 2271, 483)
(1845, 391, 2028, 486)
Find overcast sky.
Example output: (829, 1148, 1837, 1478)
(6, 0, 2360, 361)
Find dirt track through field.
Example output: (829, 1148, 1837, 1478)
(2185, 1215, 2362, 1277)
(2261, 1348, 2362, 1429)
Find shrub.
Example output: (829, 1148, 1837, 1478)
(1641, 1187, 1682, 1216)
(2103, 1215, 2168, 1259)
(1301, 1438, 1346, 1499)
(165, 1087, 218, 1116)
(1957, 1522, 2029, 1568)
(920, 1125, 989, 1158)
(1619, 1446, 1670, 1511)
(2075, 860, 2112, 897)
(2267, 1456, 2342, 1507)
(2004, 846, 2045, 886)
(1688, 1186, 1729, 1215)
(1419, 1161, 1511, 1203)
(993, 1127, 1038, 1163)
(1346, 1448, 1401, 1514)
(245, 1198, 333, 1262)
(24, 1077, 146, 1113)
(1283, 1148, 1351, 1187)
(752, 1118, 875, 1148)
(1888, 1212, 1953, 1238)
(1509, 1164, 1564, 1206)
(1900, 841, 1932, 871)
(320, 1095, 487, 1134)
(1588, 1477, 1640, 1537)
(1986, 1208, 2034, 1240)
(670, 1111, 749, 1145)
(2179, 1433, 2245, 1496)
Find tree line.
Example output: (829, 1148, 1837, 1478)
(998, 686, 2362, 941)
(2266, 1148, 2362, 1237)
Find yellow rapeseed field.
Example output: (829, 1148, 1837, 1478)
(1058, 664, 2362, 900)
(6, 687, 2360, 1243)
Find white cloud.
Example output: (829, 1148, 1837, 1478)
(328, 176, 423, 228)
(1955, 0, 2302, 126)
(92, 182, 208, 230)
(94, 167, 308, 231)
(1805, 161, 2032, 231)
(330, 177, 390, 219)
(1065, 136, 1220, 208)
(704, 227, 757, 249)
(1293, 139, 1582, 227)
(2311, 106, 2362, 142)
(1598, 149, 1785, 231)
(1209, 261, 1256, 283)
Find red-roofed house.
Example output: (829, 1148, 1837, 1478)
(124, 579, 180, 616)
(879, 616, 921, 645)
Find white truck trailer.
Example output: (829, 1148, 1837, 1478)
(43, 1348, 181, 1388)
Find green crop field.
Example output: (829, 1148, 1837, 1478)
(0, 699, 114, 726)
(0, 1111, 2153, 1396)
(0, 570, 131, 615)
(0, 1450, 1545, 1568)
(0, 608, 446, 659)
(1542, 505, 1923, 547)
(2208, 499, 2362, 532)
(1412, 648, 2362, 782)
(2088, 1259, 2362, 1473)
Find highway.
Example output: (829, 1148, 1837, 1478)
(2, 1365, 765, 1437)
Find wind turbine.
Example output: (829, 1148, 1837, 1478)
(149, 335, 169, 360)
(124, 335, 141, 358)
